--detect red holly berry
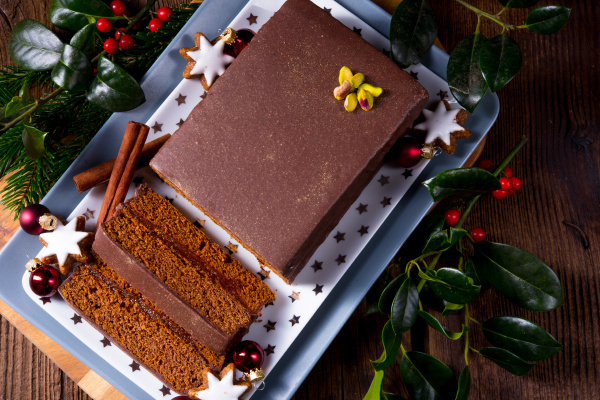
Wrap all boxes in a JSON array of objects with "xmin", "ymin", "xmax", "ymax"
[
  {"xmin": 510, "ymin": 177, "xmax": 522, "ymax": 191},
  {"xmin": 104, "ymin": 38, "xmax": 119, "ymax": 54},
  {"xmin": 469, "ymin": 228, "xmax": 486, "ymax": 242},
  {"xmin": 499, "ymin": 177, "xmax": 513, "ymax": 191},
  {"xmin": 110, "ymin": 0, "xmax": 126, "ymax": 16},
  {"xmin": 503, "ymin": 167, "xmax": 513, "ymax": 178},
  {"xmin": 492, "ymin": 190, "xmax": 508, "ymax": 199},
  {"xmin": 115, "ymin": 27, "xmax": 125, "ymax": 39},
  {"xmin": 119, "ymin": 34, "xmax": 134, "ymax": 50},
  {"xmin": 157, "ymin": 6, "xmax": 174, "ymax": 22},
  {"xmin": 444, "ymin": 209, "xmax": 461, "ymax": 227},
  {"xmin": 477, "ymin": 159, "xmax": 494, "ymax": 172},
  {"xmin": 132, "ymin": 21, "xmax": 141, "ymax": 30},
  {"xmin": 96, "ymin": 18, "xmax": 113, "ymax": 33},
  {"xmin": 149, "ymin": 18, "xmax": 164, "ymax": 32},
  {"xmin": 29, "ymin": 264, "xmax": 61, "ymax": 297}
]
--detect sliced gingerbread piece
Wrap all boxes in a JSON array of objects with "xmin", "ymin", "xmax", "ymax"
[{"xmin": 413, "ymin": 100, "xmax": 472, "ymax": 154}]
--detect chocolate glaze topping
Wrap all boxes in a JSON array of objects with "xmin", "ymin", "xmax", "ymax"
[{"xmin": 150, "ymin": 0, "xmax": 428, "ymax": 283}]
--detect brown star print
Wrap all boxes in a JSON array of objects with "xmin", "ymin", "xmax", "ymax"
[
  {"xmin": 410, "ymin": 70, "xmax": 419, "ymax": 80},
  {"xmin": 402, "ymin": 169, "xmax": 413, "ymax": 179},
  {"xmin": 193, "ymin": 218, "xmax": 205, "ymax": 229},
  {"xmin": 358, "ymin": 225, "xmax": 369, "ymax": 236},
  {"xmin": 333, "ymin": 231, "xmax": 345, "ymax": 242},
  {"xmin": 311, "ymin": 260, "xmax": 323, "ymax": 272},
  {"xmin": 71, "ymin": 314, "xmax": 82, "ymax": 324},
  {"xmin": 378, "ymin": 175, "xmax": 390, "ymax": 186},
  {"xmin": 151, "ymin": 121, "xmax": 162, "ymax": 133},
  {"xmin": 264, "ymin": 320, "xmax": 276, "ymax": 332},
  {"xmin": 176, "ymin": 118, "xmax": 185, "ymax": 128},
  {"xmin": 356, "ymin": 203, "xmax": 368, "ymax": 214},
  {"xmin": 381, "ymin": 197, "xmax": 392, "ymax": 207},
  {"xmin": 353, "ymin": 27, "xmax": 362, "ymax": 36},
  {"xmin": 200, "ymin": 91, "xmax": 207, "ymax": 100},
  {"xmin": 129, "ymin": 361, "xmax": 140, "ymax": 372},
  {"xmin": 226, "ymin": 242, "xmax": 238, "ymax": 254},
  {"xmin": 257, "ymin": 265, "xmax": 271, "ymax": 280},
  {"xmin": 437, "ymin": 89, "xmax": 448, "ymax": 100},
  {"xmin": 247, "ymin": 13, "xmax": 258, "ymax": 25},
  {"xmin": 289, "ymin": 291, "xmax": 300, "ymax": 302},
  {"xmin": 40, "ymin": 297, "xmax": 51, "ymax": 305},
  {"xmin": 82, "ymin": 208, "xmax": 95, "ymax": 221},
  {"xmin": 159, "ymin": 385, "xmax": 171, "ymax": 396},
  {"xmin": 313, "ymin": 284, "xmax": 324, "ymax": 295},
  {"xmin": 175, "ymin": 93, "xmax": 186, "ymax": 106},
  {"xmin": 264, "ymin": 344, "xmax": 276, "ymax": 356},
  {"xmin": 100, "ymin": 337, "xmax": 111, "ymax": 347},
  {"xmin": 289, "ymin": 315, "xmax": 300, "ymax": 326},
  {"xmin": 335, "ymin": 254, "xmax": 346, "ymax": 265}
]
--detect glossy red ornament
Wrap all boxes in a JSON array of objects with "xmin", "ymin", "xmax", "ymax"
[
  {"xmin": 19, "ymin": 204, "xmax": 51, "ymax": 235},
  {"xmin": 149, "ymin": 18, "xmax": 164, "ymax": 32},
  {"xmin": 469, "ymin": 228, "xmax": 486, "ymax": 242},
  {"xmin": 119, "ymin": 34, "xmax": 134, "ymax": 50},
  {"xmin": 157, "ymin": 6, "xmax": 174, "ymax": 22},
  {"xmin": 395, "ymin": 137, "xmax": 423, "ymax": 168},
  {"xmin": 444, "ymin": 209, "xmax": 461, "ymax": 227},
  {"xmin": 104, "ymin": 38, "xmax": 119, "ymax": 54},
  {"xmin": 29, "ymin": 264, "xmax": 61, "ymax": 297},
  {"xmin": 96, "ymin": 18, "xmax": 113, "ymax": 33},
  {"xmin": 231, "ymin": 340, "xmax": 264, "ymax": 373},
  {"xmin": 477, "ymin": 159, "xmax": 494, "ymax": 172},
  {"xmin": 110, "ymin": 0, "xmax": 126, "ymax": 16},
  {"xmin": 224, "ymin": 29, "xmax": 255, "ymax": 58}
]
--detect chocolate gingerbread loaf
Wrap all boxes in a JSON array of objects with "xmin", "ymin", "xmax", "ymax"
[
  {"xmin": 60, "ymin": 256, "xmax": 224, "ymax": 393},
  {"xmin": 92, "ymin": 184, "xmax": 275, "ymax": 354},
  {"xmin": 150, "ymin": 0, "xmax": 429, "ymax": 283}
]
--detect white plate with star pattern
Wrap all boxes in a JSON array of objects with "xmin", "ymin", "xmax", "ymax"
[{"xmin": 0, "ymin": 0, "xmax": 499, "ymax": 399}]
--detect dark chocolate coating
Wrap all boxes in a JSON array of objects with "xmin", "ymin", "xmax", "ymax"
[{"xmin": 150, "ymin": 0, "xmax": 428, "ymax": 283}]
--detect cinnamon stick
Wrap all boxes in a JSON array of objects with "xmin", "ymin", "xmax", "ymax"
[
  {"xmin": 96, "ymin": 122, "xmax": 149, "ymax": 230},
  {"xmin": 106, "ymin": 123, "xmax": 149, "ymax": 221},
  {"xmin": 73, "ymin": 134, "xmax": 170, "ymax": 193}
]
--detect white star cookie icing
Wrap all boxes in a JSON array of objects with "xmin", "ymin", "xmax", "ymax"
[
  {"xmin": 38, "ymin": 216, "xmax": 92, "ymax": 274},
  {"xmin": 189, "ymin": 364, "xmax": 250, "ymax": 400},
  {"xmin": 180, "ymin": 32, "xmax": 235, "ymax": 89},
  {"xmin": 413, "ymin": 100, "xmax": 472, "ymax": 154}
]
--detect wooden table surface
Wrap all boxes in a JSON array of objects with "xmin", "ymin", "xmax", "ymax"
[{"xmin": 1, "ymin": 0, "xmax": 598, "ymax": 399}]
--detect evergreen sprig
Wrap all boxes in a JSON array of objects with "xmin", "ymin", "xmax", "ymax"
[{"xmin": 0, "ymin": 2, "xmax": 199, "ymax": 219}]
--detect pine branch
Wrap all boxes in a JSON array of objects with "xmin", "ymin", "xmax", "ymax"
[{"xmin": 0, "ymin": 67, "xmax": 53, "ymax": 105}]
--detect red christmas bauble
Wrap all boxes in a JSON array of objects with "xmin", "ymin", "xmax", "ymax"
[
  {"xmin": 29, "ymin": 264, "xmax": 61, "ymax": 297},
  {"xmin": 224, "ymin": 29, "xmax": 255, "ymax": 58},
  {"xmin": 395, "ymin": 137, "xmax": 423, "ymax": 168},
  {"xmin": 231, "ymin": 340, "xmax": 264, "ymax": 373},
  {"xmin": 19, "ymin": 204, "xmax": 51, "ymax": 235}
]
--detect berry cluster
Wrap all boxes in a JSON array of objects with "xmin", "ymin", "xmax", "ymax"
[
  {"xmin": 96, "ymin": 2, "xmax": 175, "ymax": 55},
  {"xmin": 477, "ymin": 159, "xmax": 523, "ymax": 199},
  {"xmin": 444, "ymin": 208, "xmax": 486, "ymax": 243}
]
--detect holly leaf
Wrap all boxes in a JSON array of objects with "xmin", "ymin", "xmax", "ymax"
[
  {"xmin": 479, "ymin": 347, "xmax": 534, "ymax": 376},
  {"xmin": 473, "ymin": 241, "xmax": 563, "ymax": 311},
  {"xmin": 51, "ymin": 44, "xmax": 92, "ymax": 92},
  {"xmin": 423, "ymin": 227, "xmax": 468, "ymax": 253},
  {"xmin": 8, "ymin": 19, "xmax": 64, "ymax": 71},
  {"xmin": 391, "ymin": 276, "xmax": 419, "ymax": 334},
  {"xmin": 22, "ymin": 125, "xmax": 48, "ymax": 160},
  {"xmin": 371, "ymin": 320, "xmax": 402, "ymax": 371},
  {"xmin": 422, "ymin": 167, "xmax": 501, "ymax": 202},
  {"xmin": 379, "ymin": 273, "xmax": 407, "ymax": 315},
  {"xmin": 455, "ymin": 366, "xmax": 471, "ymax": 400},
  {"xmin": 390, "ymin": 0, "xmax": 439, "ymax": 68},
  {"xmin": 86, "ymin": 56, "xmax": 146, "ymax": 112},
  {"xmin": 417, "ymin": 310, "xmax": 468, "ymax": 340},
  {"xmin": 70, "ymin": 24, "xmax": 96, "ymax": 58},
  {"xmin": 498, "ymin": 0, "xmax": 539, "ymax": 8},
  {"xmin": 49, "ymin": 0, "xmax": 114, "ymax": 31},
  {"xmin": 5, "ymin": 96, "xmax": 24, "ymax": 118},
  {"xmin": 427, "ymin": 268, "xmax": 481, "ymax": 304},
  {"xmin": 464, "ymin": 257, "xmax": 485, "ymax": 286},
  {"xmin": 400, "ymin": 351, "xmax": 457, "ymax": 400},
  {"xmin": 441, "ymin": 302, "xmax": 464, "ymax": 317},
  {"xmin": 366, "ymin": 270, "xmax": 393, "ymax": 315},
  {"xmin": 419, "ymin": 282, "xmax": 446, "ymax": 312},
  {"xmin": 482, "ymin": 316, "xmax": 562, "ymax": 361},
  {"xmin": 526, "ymin": 6, "xmax": 571, "ymax": 35},
  {"xmin": 479, "ymin": 35, "xmax": 522, "ymax": 93},
  {"xmin": 363, "ymin": 370, "xmax": 385, "ymax": 400},
  {"xmin": 447, "ymin": 33, "xmax": 488, "ymax": 113}
]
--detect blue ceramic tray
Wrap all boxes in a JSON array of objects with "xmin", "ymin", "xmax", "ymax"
[{"xmin": 0, "ymin": 1, "xmax": 499, "ymax": 399}]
